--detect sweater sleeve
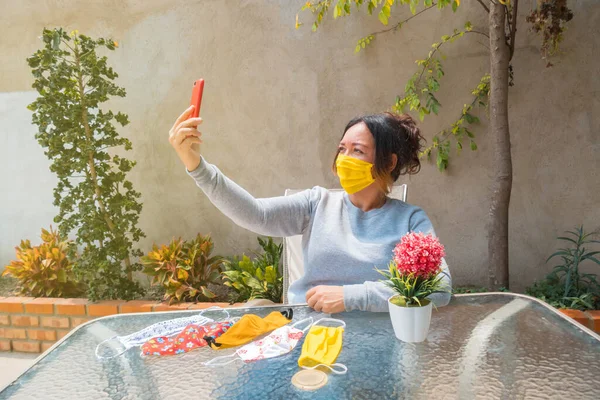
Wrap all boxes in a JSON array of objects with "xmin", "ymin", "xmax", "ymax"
[
  {"xmin": 187, "ymin": 157, "xmax": 321, "ymax": 237},
  {"xmin": 343, "ymin": 207, "xmax": 452, "ymax": 312}
]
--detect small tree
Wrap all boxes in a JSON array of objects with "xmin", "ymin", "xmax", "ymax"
[
  {"xmin": 27, "ymin": 28, "xmax": 145, "ymax": 300},
  {"xmin": 296, "ymin": 0, "xmax": 573, "ymax": 289}
]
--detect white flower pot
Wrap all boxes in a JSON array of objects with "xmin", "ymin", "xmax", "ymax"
[{"xmin": 388, "ymin": 295, "xmax": 432, "ymax": 343}]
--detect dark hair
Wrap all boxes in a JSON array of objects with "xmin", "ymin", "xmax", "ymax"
[{"xmin": 332, "ymin": 112, "xmax": 424, "ymax": 194}]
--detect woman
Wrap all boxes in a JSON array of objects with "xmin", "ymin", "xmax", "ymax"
[{"xmin": 169, "ymin": 106, "xmax": 452, "ymax": 313}]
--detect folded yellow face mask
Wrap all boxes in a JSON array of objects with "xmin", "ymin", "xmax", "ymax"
[
  {"xmin": 335, "ymin": 154, "xmax": 375, "ymax": 195},
  {"xmin": 204, "ymin": 309, "xmax": 292, "ymax": 350},
  {"xmin": 297, "ymin": 318, "xmax": 348, "ymax": 374}
]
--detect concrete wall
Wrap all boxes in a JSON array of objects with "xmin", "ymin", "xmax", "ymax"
[{"xmin": 1, "ymin": 0, "xmax": 598, "ymax": 291}]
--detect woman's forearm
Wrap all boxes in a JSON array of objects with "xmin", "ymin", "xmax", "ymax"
[{"xmin": 187, "ymin": 157, "xmax": 319, "ymax": 237}]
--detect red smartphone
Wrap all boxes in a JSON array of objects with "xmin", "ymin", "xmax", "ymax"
[{"xmin": 189, "ymin": 79, "xmax": 204, "ymax": 119}]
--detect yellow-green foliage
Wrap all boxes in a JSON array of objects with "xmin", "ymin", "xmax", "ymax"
[
  {"xmin": 141, "ymin": 234, "xmax": 226, "ymax": 304},
  {"xmin": 3, "ymin": 227, "xmax": 83, "ymax": 297}
]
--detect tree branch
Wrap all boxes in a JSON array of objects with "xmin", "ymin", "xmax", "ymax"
[
  {"xmin": 414, "ymin": 29, "xmax": 489, "ymax": 87},
  {"xmin": 470, "ymin": 30, "xmax": 490, "ymax": 39},
  {"xmin": 372, "ymin": 3, "xmax": 437, "ymax": 36},
  {"xmin": 60, "ymin": 39, "xmax": 75, "ymax": 53},
  {"xmin": 476, "ymin": 0, "xmax": 490, "ymax": 13},
  {"xmin": 430, "ymin": 75, "xmax": 490, "ymax": 149}
]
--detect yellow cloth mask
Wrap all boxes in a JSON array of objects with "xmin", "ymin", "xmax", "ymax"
[
  {"xmin": 204, "ymin": 309, "xmax": 292, "ymax": 350},
  {"xmin": 297, "ymin": 318, "xmax": 348, "ymax": 375},
  {"xmin": 335, "ymin": 154, "xmax": 375, "ymax": 195}
]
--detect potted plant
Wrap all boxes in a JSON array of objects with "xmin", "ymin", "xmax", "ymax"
[{"xmin": 377, "ymin": 232, "xmax": 449, "ymax": 343}]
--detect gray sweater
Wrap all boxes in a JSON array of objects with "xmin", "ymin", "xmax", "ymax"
[{"xmin": 188, "ymin": 157, "xmax": 452, "ymax": 312}]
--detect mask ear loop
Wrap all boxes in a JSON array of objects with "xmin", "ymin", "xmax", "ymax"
[
  {"xmin": 312, "ymin": 318, "xmax": 346, "ymax": 329},
  {"xmin": 202, "ymin": 352, "xmax": 240, "ymax": 366},
  {"xmin": 301, "ymin": 363, "xmax": 348, "ymax": 375},
  {"xmin": 95, "ymin": 336, "xmax": 129, "ymax": 360},
  {"xmin": 291, "ymin": 317, "xmax": 314, "ymax": 333}
]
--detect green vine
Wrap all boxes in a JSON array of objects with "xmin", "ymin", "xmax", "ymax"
[
  {"xmin": 27, "ymin": 28, "xmax": 145, "ymax": 300},
  {"xmin": 421, "ymin": 75, "xmax": 490, "ymax": 171},
  {"xmin": 392, "ymin": 22, "xmax": 489, "ymax": 171}
]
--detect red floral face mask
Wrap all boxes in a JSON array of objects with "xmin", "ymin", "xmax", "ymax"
[{"xmin": 141, "ymin": 321, "xmax": 235, "ymax": 357}]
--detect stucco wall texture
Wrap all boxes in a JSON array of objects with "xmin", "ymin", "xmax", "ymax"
[{"xmin": 1, "ymin": 0, "xmax": 599, "ymax": 292}]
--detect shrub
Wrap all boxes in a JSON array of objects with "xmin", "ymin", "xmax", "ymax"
[
  {"xmin": 526, "ymin": 226, "xmax": 600, "ymax": 310},
  {"xmin": 141, "ymin": 234, "xmax": 226, "ymax": 303},
  {"xmin": 222, "ymin": 237, "xmax": 283, "ymax": 303},
  {"xmin": 3, "ymin": 227, "xmax": 84, "ymax": 298}
]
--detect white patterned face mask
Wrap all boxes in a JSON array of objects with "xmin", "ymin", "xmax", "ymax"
[
  {"xmin": 95, "ymin": 308, "xmax": 229, "ymax": 360},
  {"xmin": 203, "ymin": 317, "xmax": 313, "ymax": 366}
]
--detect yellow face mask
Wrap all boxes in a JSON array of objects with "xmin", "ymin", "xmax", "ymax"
[
  {"xmin": 335, "ymin": 154, "xmax": 375, "ymax": 194},
  {"xmin": 205, "ymin": 309, "xmax": 292, "ymax": 350},
  {"xmin": 297, "ymin": 318, "xmax": 348, "ymax": 374}
]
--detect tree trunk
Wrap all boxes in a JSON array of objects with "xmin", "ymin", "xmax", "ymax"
[{"xmin": 488, "ymin": 3, "xmax": 512, "ymax": 290}]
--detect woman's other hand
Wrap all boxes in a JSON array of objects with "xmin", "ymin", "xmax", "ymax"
[{"xmin": 306, "ymin": 285, "xmax": 345, "ymax": 313}]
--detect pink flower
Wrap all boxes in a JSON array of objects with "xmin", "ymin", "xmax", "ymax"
[{"xmin": 393, "ymin": 232, "xmax": 445, "ymax": 279}]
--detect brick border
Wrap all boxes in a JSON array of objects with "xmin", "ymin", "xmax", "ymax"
[
  {"xmin": 558, "ymin": 309, "xmax": 600, "ymax": 332},
  {"xmin": 0, "ymin": 297, "xmax": 241, "ymax": 353}
]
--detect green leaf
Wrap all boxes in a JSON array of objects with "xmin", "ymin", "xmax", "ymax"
[
  {"xmin": 265, "ymin": 265, "xmax": 277, "ymax": 284},
  {"xmin": 409, "ymin": 1, "xmax": 416, "ymax": 15},
  {"xmin": 239, "ymin": 255, "xmax": 254, "ymax": 273},
  {"xmin": 546, "ymin": 250, "xmax": 572, "ymax": 263},
  {"xmin": 255, "ymin": 267, "xmax": 264, "ymax": 280},
  {"xmin": 582, "ymin": 255, "xmax": 600, "ymax": 266},
  {"xmin": 57, "ymin": 269, "xmax": 67, "ymax": 283},
  {"xmin": 557, "ymin": 236, "xmax": 579, "ymax": 245},
  {"xmin": 243, "ymin": 276, "xmax": 263, "ymax": 291},
  {"xmin": 334, "ymin": 4, "xmax": 341, "ymax": 18},
  {"xmin": 52, "ymin": 31, "xmax": 61, "ymax": 50},
  {"xmin": 436, "ymin": 151, "xmax": 447, "ymax": 171},
  {"xmin": 378, "ymin": 5, "xmax": 390, "ymax": 25},
  {"xmin": 175, "ymin": 285, "xmax": 187, "ymax": 301},
  {"xmin": 201, "ymin": 286, "xmax": 216, "ymax": 299},
  {"xmin": 207, "ymin": 270, "xmax": 221, "ymax": 283},
  {"xmin": 177, "ymin": 268, "xmax": 189, "ymax": 281},
  {"xmin": 464, "ymin": 113, "xmax": 479, "ymax": 124},
  {"xmin": 470, "ymin": 141, "xmax": 477, "ymax": 151}
]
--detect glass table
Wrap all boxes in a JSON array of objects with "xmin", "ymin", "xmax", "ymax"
[{"xmin": 1, "ymin": 294, "xmax": 599, "ymax": 399}]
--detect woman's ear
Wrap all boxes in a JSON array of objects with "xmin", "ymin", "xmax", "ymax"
[{"xmin": 389, "ymin": 154, "xmax": 398, "ymax": 172}]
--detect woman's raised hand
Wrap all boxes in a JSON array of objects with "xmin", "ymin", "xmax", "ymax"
[{"xmin": 169, "ymin": 105, "xmax": 203, "ymax": 171}]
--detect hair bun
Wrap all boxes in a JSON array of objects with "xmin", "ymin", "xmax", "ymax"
[{"xmin": 384, "ymin": 112, "xmax": 424, "ymax": 176}]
